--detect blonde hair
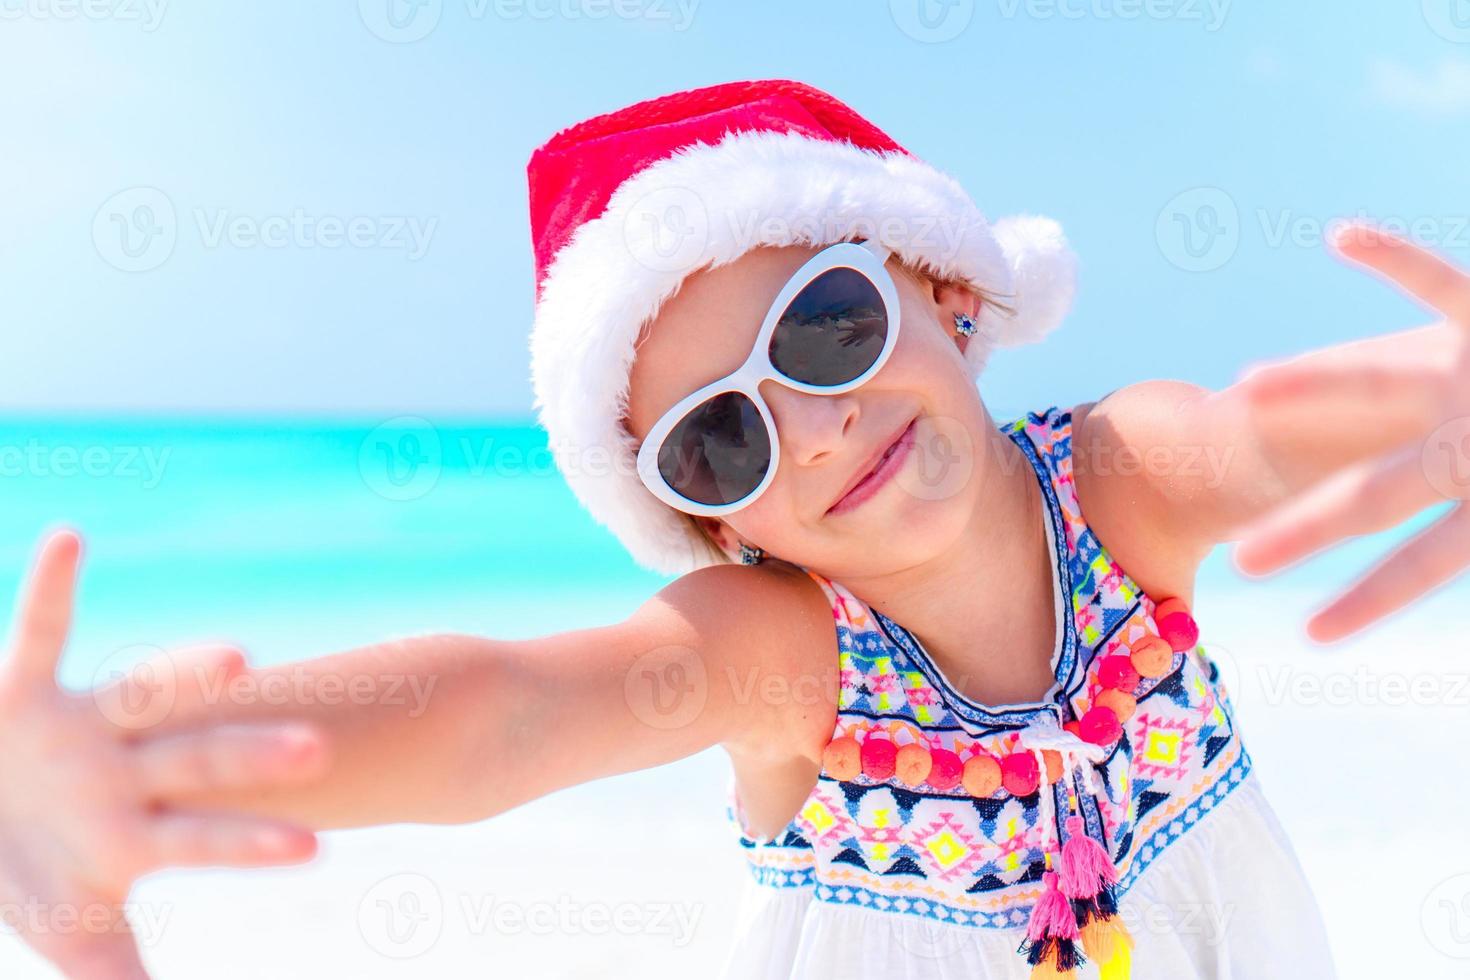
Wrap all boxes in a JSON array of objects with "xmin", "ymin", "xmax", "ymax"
[{"xmin": 689, "ymin": 515, "xmax": 736, "ymax": 566}]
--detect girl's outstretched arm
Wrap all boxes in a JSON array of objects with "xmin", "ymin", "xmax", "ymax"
[
  {"xmin": 1070, "ymin": 225, "xmax": 1469, "ymax": 636},
  {"xmin": 157, "ymin": 558, "xmax": 837, "ymax": 833}
]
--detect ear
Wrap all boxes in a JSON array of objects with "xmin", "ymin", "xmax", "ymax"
[
  {"xmin": 693, "ymin": 516, "xmax": 742, "ymax": 560},
  {"xmin": 932, "ymin": 282, "xmax": 983, "ymax": 357}
]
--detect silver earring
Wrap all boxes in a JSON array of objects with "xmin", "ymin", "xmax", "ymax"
[
  {"xmin": 738, "ymin": 542, "xmax": 765, "ymax": 566},
  {"xmin": 954, "ymin": 312, "xmax": 979, "ymax": 337}
]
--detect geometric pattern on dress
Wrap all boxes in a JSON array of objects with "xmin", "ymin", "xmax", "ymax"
[{"xmin": 731, "ymin": 406, "xmax": 1253, "ymax": 929}]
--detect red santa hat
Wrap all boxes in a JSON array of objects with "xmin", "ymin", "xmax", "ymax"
[{"xmin": 527, "ymin": 79, "xmax": 1077, "ymax": 575}]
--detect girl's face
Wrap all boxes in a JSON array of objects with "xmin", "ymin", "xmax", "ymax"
[{"xmin": 626, "ymin": 245, "xmax": 1003, "ymax": 580}]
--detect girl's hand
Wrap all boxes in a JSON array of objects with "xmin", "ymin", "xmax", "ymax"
[
  {"xmin": 0, "ymin": 531, "xmax": 328, "ymax": 979},
  {"xmin": 1231, "ymin": 225, "xmax": 1470, "ymax": 642}
]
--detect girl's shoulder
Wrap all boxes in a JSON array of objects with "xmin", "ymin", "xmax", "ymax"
[
  {"xmin": 1066, "ymin": 382, "xmax": 1213, "ymax": 605},
  {"xmin": 658, "ymin": 559, "xmax": 840, "ymax": 757}
]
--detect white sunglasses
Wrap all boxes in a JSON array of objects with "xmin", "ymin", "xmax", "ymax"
[{"xmin": 635, "ymin": 239, "xmax": 899, "ymax": 516}]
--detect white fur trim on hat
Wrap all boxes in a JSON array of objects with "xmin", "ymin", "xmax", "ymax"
[{"xmin": 529, "ymin": 129, "xmax": 1077, "ymax": 576}]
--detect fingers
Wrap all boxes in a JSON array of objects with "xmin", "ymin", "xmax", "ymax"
[
  {"xmin": 147, "ymin": 812, "xmax": 317, "ymax": 869},
  {"xmin": 92, "ymin": 644, "xmax": 247, "ymax": 733},
  {"xmin": 1243, "ymin": 358, "xmax": 1441, "ymax": 412},
  {"xmin": 161, "ymin": 645, "xmax": 246, "ymax": 721},
  {"xmin": 1307, "ymin": 504, "xmax": 1470, "ymax": 642},
  {"xmin": 7, "ymin": 529, "xmax": 83, "ymax": 688},
  {"xmin": 1241, "ymin": 358, "xmax": 1447, "ymax": 436},
  {"xmin": 1331, "ymin": 223, "xmax": 1470, "ymax": 327},
  {"xmin": 132, "ymin": 722, "xmax": 328, "ymax": 799},
  {"xmin": 1232, "ymin": 446, "xmax": 1439, "ymax": 575}
]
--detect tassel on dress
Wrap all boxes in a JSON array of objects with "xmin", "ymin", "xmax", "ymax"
[
  {"xmin": 1058, "ymin": 814, "xmax": 1132, "ymax": 979},
  {"xmin": 1019, "ymin": 871, "xmax": 1084, "ymax": 978}
]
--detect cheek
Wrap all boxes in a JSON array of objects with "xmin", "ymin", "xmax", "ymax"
[
  {"xmin": 722, "ymin": 480, "xmax": 802, "ymax": 545},
  {"xmin": 881, "ymin": 319, "xmax": 972, "ymax": 402}
]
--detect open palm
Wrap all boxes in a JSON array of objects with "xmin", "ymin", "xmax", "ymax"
[
  {"xmin": 1233, "ymin": 225, "xmax": 1470, "ymax": 642},
  {"xmin": 0, "ymin": 531, "xmax": 327, "ymax": 978}
]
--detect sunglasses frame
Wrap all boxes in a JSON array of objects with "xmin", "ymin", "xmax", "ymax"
[{"xmin": 635, "ymin": 239, "xmax": 899, "ymax": 517}]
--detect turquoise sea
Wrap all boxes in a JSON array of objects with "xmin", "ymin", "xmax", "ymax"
[
  {"xmin": 0, "ymin": 418, "xmax": 677, "ymax": 689},
  {"xmin": 0, "ymin": 416, "xmax": 1457, "ymax": 692}
]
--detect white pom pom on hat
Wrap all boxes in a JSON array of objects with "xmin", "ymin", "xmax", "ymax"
[{"xmin": 526, "ymin": 79, "xmax": 1077, "ymax": 576}]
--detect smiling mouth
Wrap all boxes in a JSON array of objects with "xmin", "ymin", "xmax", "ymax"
[{"xmin": 826, "ymin": 416, "xmax": 919, "ymax": 516}]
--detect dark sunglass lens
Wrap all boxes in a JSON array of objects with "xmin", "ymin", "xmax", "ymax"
[
  {"xmin": 768, "ymin": 267, "xmax": 888, "ymax": 386},
  {"xmin": 657, "ymin": 392, "xmax": 771, "ymax": 506}
]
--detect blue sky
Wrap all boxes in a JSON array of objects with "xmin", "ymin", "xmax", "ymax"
[{"xmin": 1, "ymin": 0, "xmax": 1467, "ymax": 423}]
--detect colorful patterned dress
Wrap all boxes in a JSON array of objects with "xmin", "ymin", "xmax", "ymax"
[{"xmin": 720, "ymin": 406, "xmax": 1334, "ymax": 979}]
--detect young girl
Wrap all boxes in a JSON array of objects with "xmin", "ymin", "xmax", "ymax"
[{"xmin": 5, "ymin": 79, "xmax": 1469, "ymax": 980}]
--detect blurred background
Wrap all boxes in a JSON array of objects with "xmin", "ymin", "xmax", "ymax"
[{"xmin": 2, "ymin": 1, "xmax": 1469, "ymax": 976}]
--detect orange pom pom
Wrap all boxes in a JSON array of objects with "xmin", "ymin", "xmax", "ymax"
[
  {"xmin": 1130, "ymin": 636, "xmax": 1174, "ymax": 678},
  {"xmin": 962, "ymin": 754, "xmax": 1002, "ymax": 797},
  {"xmin": 1095, "ymin": 687, "xmax": 1138, "ymax": 723},
  {"xmin": 895, "ymin": 744, "xmax": 933, "ymax": 787},
  {"xmin": 821, "ymin": 737, "xmax": 861, "ymax": 780}
]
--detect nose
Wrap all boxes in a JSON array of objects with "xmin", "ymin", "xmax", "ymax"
[{"xmin": 758, "ymin": 380, "xmax": 859, "ymax": 467}]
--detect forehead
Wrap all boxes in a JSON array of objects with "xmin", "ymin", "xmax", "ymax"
[{"xmin": 624, "ymin": 245, "xmax": 821, "ymax": 441}]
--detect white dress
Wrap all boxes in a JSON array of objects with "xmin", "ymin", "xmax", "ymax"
[{"xmin": 717, "ymin": 407, "xmax": 1335, "ymax": 979}]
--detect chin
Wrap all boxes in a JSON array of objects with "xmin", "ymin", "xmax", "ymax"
[{"xmin": 856, "ymin": 488, "xmax": 972, "ymax": 563}]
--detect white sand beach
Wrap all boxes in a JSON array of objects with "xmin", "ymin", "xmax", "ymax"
[{"xmin": 3, "ymin": 578, "xmax": 1468, "ymax": 978}]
